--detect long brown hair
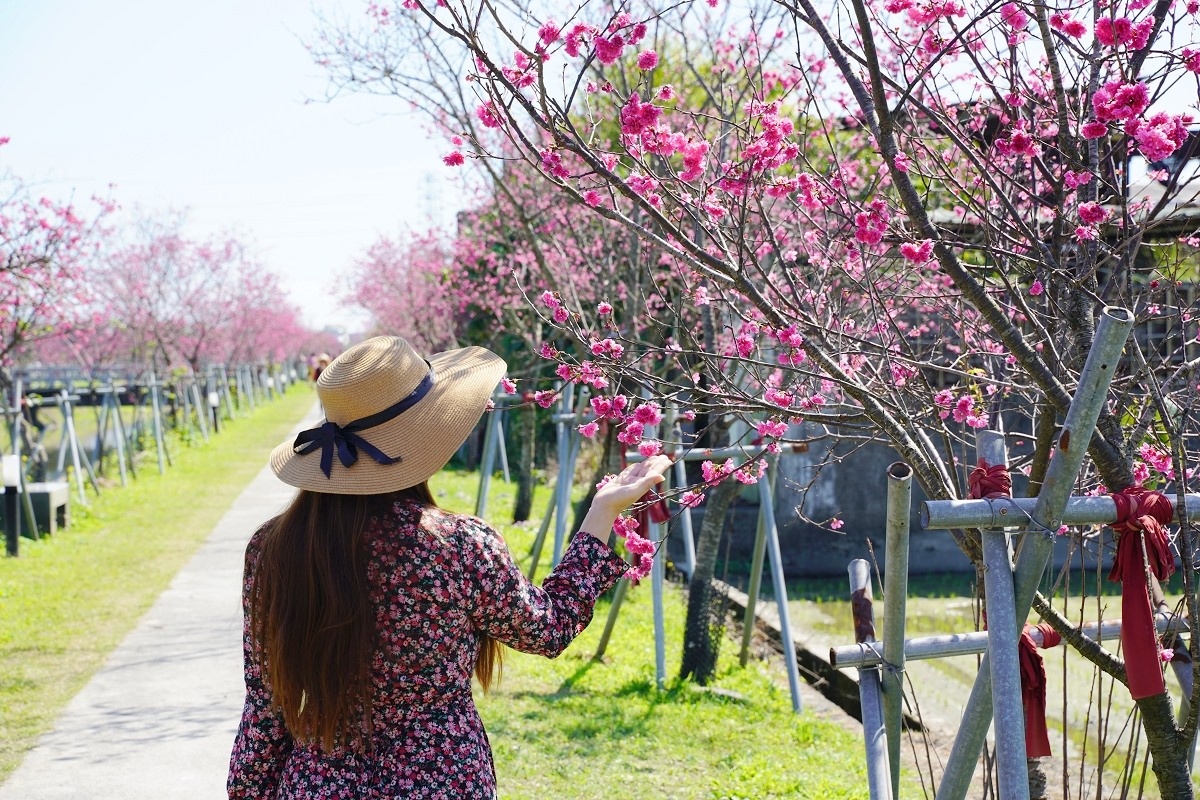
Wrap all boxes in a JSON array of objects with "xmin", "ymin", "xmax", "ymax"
[{"xmin": 248, "ymin": 483, "xmax": 504, "ymax": 752}]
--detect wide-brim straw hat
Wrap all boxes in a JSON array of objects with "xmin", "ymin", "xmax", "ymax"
[{"xmin": 271, "ymin": 336, "xmax": 507, "ymax": 494}]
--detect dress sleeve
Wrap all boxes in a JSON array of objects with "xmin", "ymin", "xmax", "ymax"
[
  {"xmin": 227, "ymin": 530, "xmax": 294, "ymax": 798},
  {"xmin": 459, "ymin": 517, "xmax": 630, "ymax": 657}
]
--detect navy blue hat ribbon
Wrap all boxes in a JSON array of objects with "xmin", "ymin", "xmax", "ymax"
[{"xmin": 292, "ymin": 369, "xmax": 435, "ymax": 478}]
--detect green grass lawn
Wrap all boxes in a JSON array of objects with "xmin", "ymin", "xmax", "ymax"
[
  {"xmin": 432, "ymin": 471, "xmax": 874, "ymax": 800},
  {"xmin": 0, "ymin": 384, "xmax": 318, "ymax": 778}
]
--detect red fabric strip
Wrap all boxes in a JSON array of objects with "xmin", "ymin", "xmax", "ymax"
[
  {"xmin": 1108, "ymin": 487, "xmax": 1175, "ymax": 700},
  {"xmin": 1019, "ymin": 624, "xmax": 1052, "ymax": 757}
]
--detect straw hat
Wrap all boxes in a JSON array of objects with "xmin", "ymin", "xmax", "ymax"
[{"xmin": 271, "ymin": 336, "xmax": 506, "ymax": 494}]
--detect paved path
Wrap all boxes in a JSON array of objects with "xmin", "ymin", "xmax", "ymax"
[{"xmin": 0, "ymin": 408, "xmax": 317, "ymax": 799}]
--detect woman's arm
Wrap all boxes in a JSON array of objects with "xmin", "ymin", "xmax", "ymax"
[{"xmin": 462, "ymin": 456, "xmax": 672, "ymax": 657}]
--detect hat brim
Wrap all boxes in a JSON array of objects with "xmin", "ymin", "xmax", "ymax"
[{"xmin": 270, "ymin": 346, "xmax": 507, "ymax": 494}]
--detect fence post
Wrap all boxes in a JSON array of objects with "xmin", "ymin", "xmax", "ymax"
[
  {"xmin": 850, "ymin": 558, "xmax": 893, "ymax": 800},
  {"xmin": 881, "ymin": 461, "xmax": 913, "ymax": 799}
]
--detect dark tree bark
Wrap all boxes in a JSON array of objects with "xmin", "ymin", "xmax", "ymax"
[
  {"xmin": 680, "ymin": 479, "xmax": 741, "ymax": 684},
  {"xmin": 512, "ymin": 402, "xmax": 536, "ymax": 523},
  {"xmin": 1138, "ymin": 692, "xmax": 1195, "ymax": 800}
]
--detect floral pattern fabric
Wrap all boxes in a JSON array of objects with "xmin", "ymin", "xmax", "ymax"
[{"xmin": 228, "ymin": 498, "xmax": 628, "ymax": 799}]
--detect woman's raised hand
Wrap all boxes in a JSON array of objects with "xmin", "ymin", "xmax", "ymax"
[{"xmin": 581, "ymin": 455, "xmax": 673, "ymax": 543}]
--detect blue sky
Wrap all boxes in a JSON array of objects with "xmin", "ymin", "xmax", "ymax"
[{"xmin": 0, "ymin": 0, "xmax": 454, "ymax": 332}]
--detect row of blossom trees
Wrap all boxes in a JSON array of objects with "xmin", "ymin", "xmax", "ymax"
[
  {"xmin": 2, "ymin": 141, "xmax": 318, "ymax": 382},
  {"xmin": 322, "ymin": 0, "xmax": 1200, "ymax": 794}
]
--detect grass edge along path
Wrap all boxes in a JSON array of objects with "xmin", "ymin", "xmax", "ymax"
[
  {"xmin": 432, "ymin": 472, "xmax": 879, "ymax": 800},
  {"xmin": 0, "ymin": 386, "xmax": 316, "ymax": 779}
]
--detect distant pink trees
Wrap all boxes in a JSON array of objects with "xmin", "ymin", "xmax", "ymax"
[
  {"xmin": 344, "ymin": 231, "xmax": 462, "ymax": 353},
  {"xmin": 12, "ymin": 204, "xmax": 311, "ymax": 374},
  {"xmin": 0, "ymin": 142, "xmax": 112, "ymax": 374}
]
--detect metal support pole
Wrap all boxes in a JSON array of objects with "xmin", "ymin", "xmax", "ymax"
[
  {"xmin": 594, "ymin": 579, "xmax": 629, "ymax": 660},
  {"xmin": 475, "ymin": 405, "xmax": 501, "ymax": 518},
  {"xmin": 552, "ymin": 384, "xmax": 575, "ymax": 566},
  {"xmin": 109, "ymin": 384, "xmax": 129, "ymax": 486},
  {"xmin": 673, "ymin": 454, "xmax": 696, "ymax": 578},
  {"xmin": 149, "ymin": 374, "xmax": 167, "ymax": 474},
  {"xmin": 922, "ymin": 493, "xmax": 1200, "ymax": 528},
  {"xmin": 936, "ymin": 305, "xmax": 1133, "ymax": 800},
  {"xmin": 61, "ymin": 391, "xmax": 89, "ymax": 506},
  {"xmin": 652, "ymin": 518, "xmax": 667, "ymax": 691},
  {"xmin": 763, "ymin": 474, "xmax": 803, "ymax": 713},
  {"xmin": 189, "ymin": 382, "xmax": 209, "ymax": 442},
  {"xmin": 740, "ymin": 475, "xmax": 771, "ymax": 667},
  {"xmin": 976, "ymin": 430, "xmax": 1028, "ymax": 800},
  {"xmin": 11, "ymin": 381, "xmax": 37, "ymax": 536},
  {"xmin": 850, "ymin": 559, "xmax": 893, "ymax": 800},
  {"xmin": 526, "ymin": 490, "xmax": 556, "ymax": 580},
  {"xmin": 496, "ymin": 420, "xmax": 510, "ymax": 483},
  {"xmin": 882, "ymin": 462, "xmax": 912, "ymax": 799},
  {"xmin": 831, "ymin": 614, "xmax": 1188, "ymax": 667}
]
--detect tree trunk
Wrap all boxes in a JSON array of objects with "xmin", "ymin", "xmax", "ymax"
[
  {"xmin": 680, "ymin": 479, "xmax": 741, "ymax": 684},
  {"xmin": 1138, "ymin": 692, "xmax": 1195, "ymax": 800},
  {"xmin": 512, "ymin": 402, "xmax": 535, "ymax": 523}
]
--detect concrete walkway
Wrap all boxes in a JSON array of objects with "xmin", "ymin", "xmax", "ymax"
[{"xmin": 0, "ymin": 410, "xmax": 316, "ymax": 799}]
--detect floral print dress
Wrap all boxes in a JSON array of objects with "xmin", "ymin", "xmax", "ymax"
[{"xmin": 227, "ymin": 498, "xmax": 628, "ymax": 799}]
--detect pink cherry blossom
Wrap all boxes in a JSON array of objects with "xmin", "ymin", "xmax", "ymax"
[
  {"xmin": 1078, "ymin": 202, "xmax": 1110, "ymax": 225},
  {"xmin": 1125, "ymin": 112, "xmax": 1190, "ymax": 161},
  {"xmin": 1092, "ymin": 81, "xmax": 1150, "ymax": 123}
]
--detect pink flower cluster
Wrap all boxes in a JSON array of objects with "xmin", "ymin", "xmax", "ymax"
[
  {"xmin": 1137, "ymin": 442, "xmax": 1175, "ymax": 481},
  {"xmin": 756, "ymin": 419, "xmax": 789, "ymax": 439},
  {"xmin": 1126, "ymin": 112, "xmax": 1191, "ymax": 161},
  {"xmin": 700, "ymin": 457, "xmax": 767, "ymax": 486},
  {"xmin": 556, "ymin": 13, "xmax": 648, "ymax": 65},
  {"xmin": 717, "ymin": 101, "xmax": 800, "ymax": 196},
  {"xmin": 854, "ymin": 199, "xmax": 891, "ymax": 246},
  {"xmin": 611, "ymin": 514, "xmax": 656, "ymax": 582},
  {"xmin": 1092, "ymin": 81, "xmax": 1149, "ymax": 123},
  {"xmin": 539, "ymin": 289, "xmax": 570, "ymax": 324},
  {"xmin": 900, "ymin": 239, "xmax": 934, "ymax": 263},
  {"xmin": 934, "ymin": 389, "xmax": 988, "ymax": 428},
  {"xmin": 575, "ymin": 394, "xmax": 666, "ymax": 453},
  {"xmin": 556, "ymin": 360, "xmax": 609, "ymax": 389},
  {"xmin": 995, "ymin": 124, "xmax": 1040, "ymax": 159},
  {"xmin": 590, "ymin": 337, "xmax": 625, "ymax": 359},
  {"xmin": 1049, "ymin": 12, "xmax": 1087, "ymax": 37},
  {"xmin": 1095, "ymin": 16, "xmax": 1153, "ymax": 49}
]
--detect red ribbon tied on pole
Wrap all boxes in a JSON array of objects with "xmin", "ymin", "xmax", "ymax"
[
  {"xmin": 968, "ymin": 458, "xmax": 1012, "ymax": 500},
  {"xmin": 1108, "ymin": 486, "xmax": 1175, "ymax": 700},
  {"xmin": 1019, "ymin": 622, "xmax": 1061, "ymax": 757}
]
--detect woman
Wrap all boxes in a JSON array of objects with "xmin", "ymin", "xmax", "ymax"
[{"xmin": 228, "ymin": 336, "xmax": 670, "ymax": 799}]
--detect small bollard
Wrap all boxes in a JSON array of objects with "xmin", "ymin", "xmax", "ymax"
[
  {"xmin": 208, "ymin": 390, "xmax": 221, "ymax": 433},
  {"xmin": 3, "ymin": 454, "xmax": 20, "ymax": 557}
]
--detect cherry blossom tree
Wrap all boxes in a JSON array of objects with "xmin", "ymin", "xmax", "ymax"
[
  {"xmin": 317, "ymin": 0, "xmax": 1200, "ymax": 791},
  {"xmin": 79, "ymin": 212, "xmax": 308, "ymax": 372},
  {"xmin": 0, "ymin": 141, "xmax": 112, "ymax": 382}
]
